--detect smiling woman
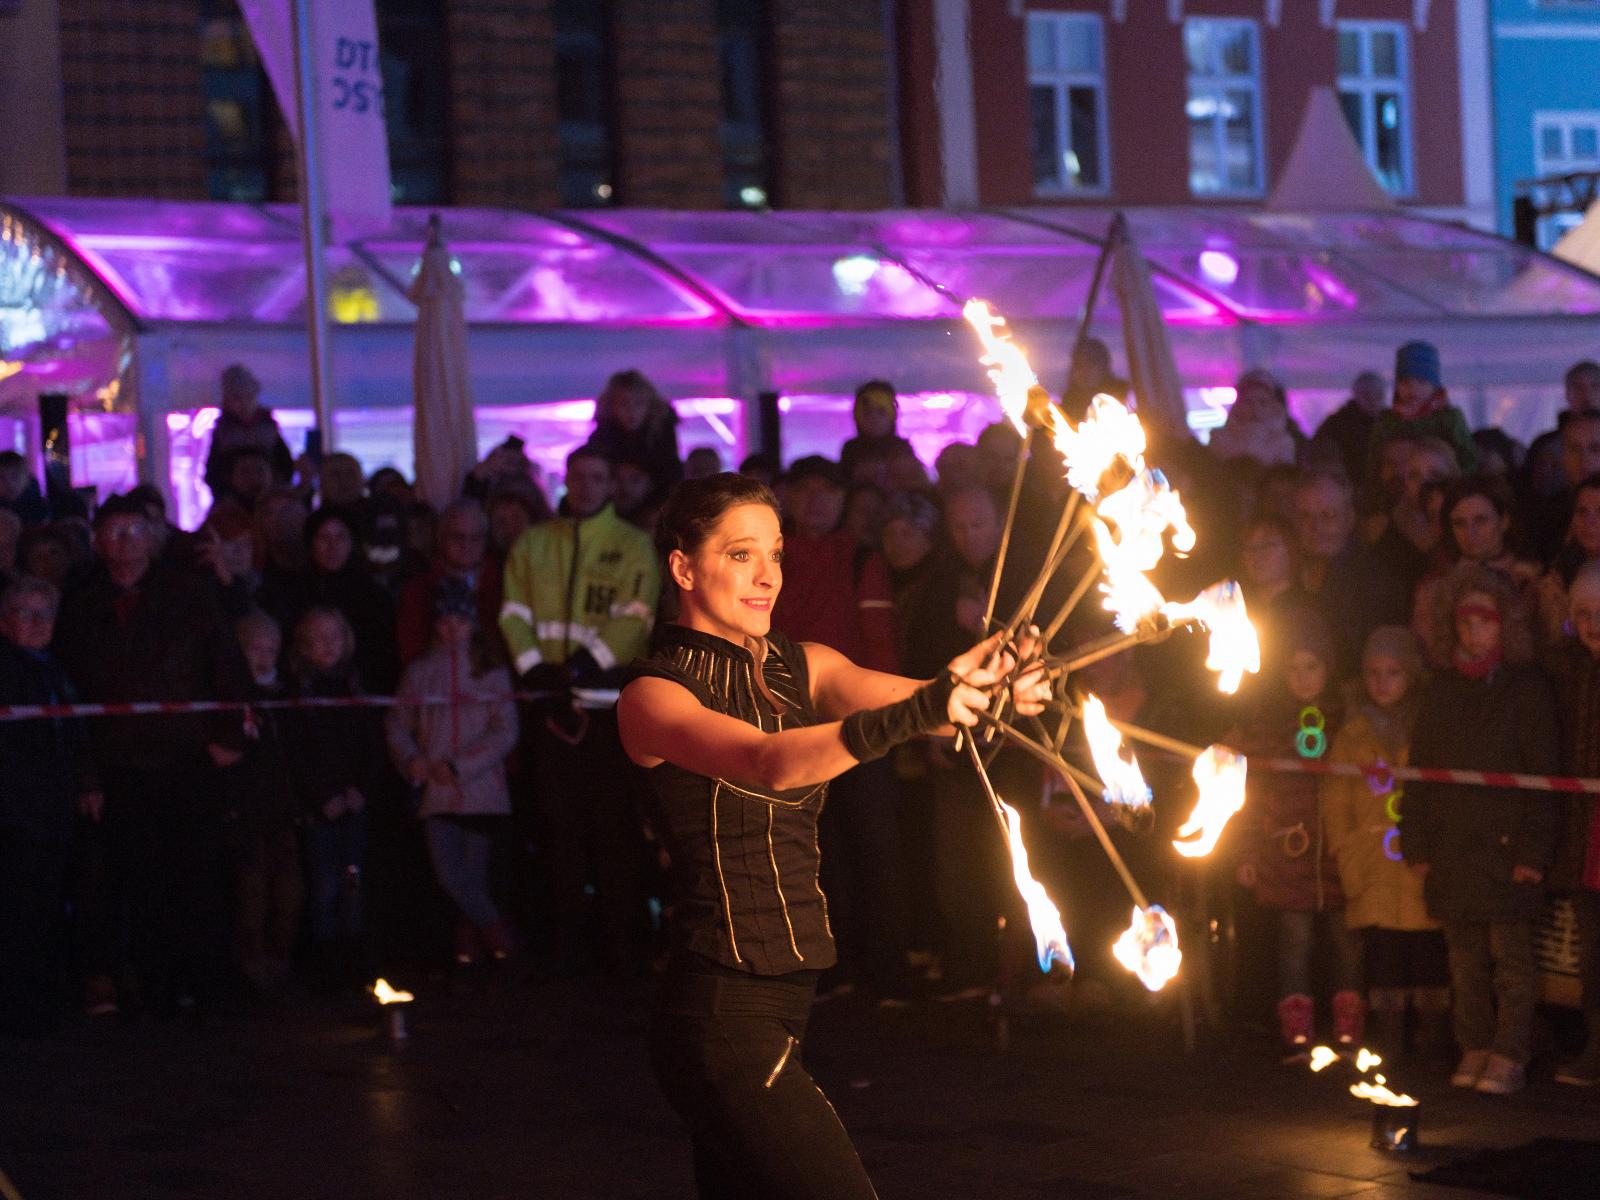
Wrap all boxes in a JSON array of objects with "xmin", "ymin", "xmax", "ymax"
[{"xmin": 616, "ymin": 472, "xmax": 1049, "ymax": 1200}]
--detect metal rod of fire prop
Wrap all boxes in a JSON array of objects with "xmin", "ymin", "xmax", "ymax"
[
  {"xmin": 998, "ymin": 492, "xmax": 1086, "ymax": 642},
  {"xmin": 963, "ymin": 734, "xmax": 1022, "ymax": 844},
  {"xmin": 1041, "ymin": 555, "xmax": 1106, "ymax": 645},
  {"xmin": 972, "ymin": 711, "xmax": 1150, "ymax": 911},
  {"xmin": 1044, "ymin": 618, "xmax": 1183, "ymax": 678},
  {"xmin": 983, "ymin": 445, "xmax": 1031, "ymax": 634},
  {"xmin": 1106, "ymin": 719, "xmax": 1208, "ymax": 762}
]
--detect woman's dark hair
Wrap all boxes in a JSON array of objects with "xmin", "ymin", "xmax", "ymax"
[{"xmin": 655, "ymin": 472, "xmax": 780, "ymax": 560}]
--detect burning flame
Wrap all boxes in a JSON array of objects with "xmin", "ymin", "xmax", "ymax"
[
  {"xmin": 963, "ymin": 299, "xmax": 1038, "ymax": 435},
  {"xmin": 1091, "ymin": 517, "xmax": 1169, "ymax": 632},
  {"xmin": 370, "ymin": 978, "xmax": 414, "ymax": 1005},
  {"xmin": 1351, "ymin": 1077, "xmax": 1419, "ymax": 1107},
  {"xmin": 1097, "ymin": 470, "xmax": 1196, "ymax": 567},
  {"xmin": 1308, "ymin": 1045, "xmax": 1419, "ymax": 1106},
  {"xmin": 1080, "ymin": 694, "xmax": 1152, "ymax": 809},
  {"xmin": 999, "ymin": 799, "xmax": 1075, "ymax": 974},
  {"xmin": 1111, "ymin": 905, "xmax": 1181, "ymax": 991},
  {"xmin": 1053, "ymin": 392, "xmax": 1148, "ymax": 501},
  {"xmin": 1163, "ymin": 580, "xmax": 1261, "ymax": 695},
  {"xmin": 1171, "ymin": 745, "xmax": 1248, "ymax": 859}
]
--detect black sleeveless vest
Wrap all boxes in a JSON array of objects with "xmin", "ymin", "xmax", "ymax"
[{"xmin": 635, "ymin": 625, "xmax": 835, "ymax": 975}]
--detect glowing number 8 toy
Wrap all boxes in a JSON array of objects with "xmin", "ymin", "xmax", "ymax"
[{"xmin": 1295, "ymin": 706, "xmax": 1327, "ymax": 760}]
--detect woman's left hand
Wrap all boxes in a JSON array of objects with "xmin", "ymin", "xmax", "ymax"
[{"xmin": 1006, "ymin": 627, "xmax": 1051, "ymax": 717}]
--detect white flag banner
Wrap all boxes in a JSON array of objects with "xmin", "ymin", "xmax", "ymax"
[{"xmin": 238, "ymin": 0, "xmax": 393, "ymax": 238}]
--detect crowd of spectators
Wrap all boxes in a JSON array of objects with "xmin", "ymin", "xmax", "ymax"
[{"xmin": 2, "ymin": 349, "xmax": 1599, "ymax": 1102}]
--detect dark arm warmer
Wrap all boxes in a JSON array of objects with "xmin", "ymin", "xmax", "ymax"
[{"xmin": 840, "ymin": 674, "xmax": 958, "ymax": 764}]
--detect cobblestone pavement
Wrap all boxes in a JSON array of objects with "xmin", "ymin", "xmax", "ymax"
[{"xmin": 2, "ymin": 978, "xmax": 1596, "ymax": 1199}]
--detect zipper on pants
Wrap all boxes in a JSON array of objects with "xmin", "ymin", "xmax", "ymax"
[{"xmin": 764, "ymin": 1035, "xmax": 797, "ymax": 1089}]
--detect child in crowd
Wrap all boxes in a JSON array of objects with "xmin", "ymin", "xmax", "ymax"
[
  {"xmin": 1322, "ymin": 627, "xmax": 1450, "ymax": 1057},
  {"xmin": 220, "ymin": 609, "xmax": 303, "ymax": 992},
  {"xmin": 1232, "ymin": 609, "xmax": 1363, "ymax": 1055},
  {"xmin": 386, "ymin": 578, "xmax": 519, "ymax": 968},
  {"xmin": 288, "ymin": 605, "xmax": 384, "ymax": 987},
  {"xmin": 1402, "ymin": 563, "xmax": 1562, "ymax": 1095},
  {"xmin": 1544, "ymin": 561, "xmax": 1600, "ymax": 1086}
]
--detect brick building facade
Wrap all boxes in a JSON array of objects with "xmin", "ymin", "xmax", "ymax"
[{"xmin": 0, "ymin": 0, "xmax": 899, "ymax": 211}]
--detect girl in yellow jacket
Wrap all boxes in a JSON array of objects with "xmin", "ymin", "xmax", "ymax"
[{"xmin": 1322, "ymin": 626, "xmax": 1450, "ymax": 1057}]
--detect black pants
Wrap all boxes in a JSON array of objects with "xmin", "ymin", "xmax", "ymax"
[
  {"xmin": 650, "ymin": 963, "xmax": 878, "ymax": 1200},
  {"xmin": 103, "ymin": 762, "xmax": 230, "ymax": 1010},
  {"xmin": 0, "ymin": 823, "xmax": 71, "ymax": 1029},
  {"xmin": 529, "ymin": 711, "xmax": 647, "ymax": 976}
]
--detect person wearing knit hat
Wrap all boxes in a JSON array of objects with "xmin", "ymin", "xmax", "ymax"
[
  {"xmin": 1402, "ymin": 564, "xmax": 1562, "ymax": 1094},
  {"xmin": 1228, "ymin": 603, "xmax": 1361, "ymax": 1056},
  {"xmin": 1367, "ymin": 339, "xmax": 1478, "ymax": 479},
  {"xmin": 1322, "ymin": 625, "xmax": 1450, "ymax": 1060},
  {"xmin": 1208, "ymin": 368, "xmax": 1303, "ymax": 469}
]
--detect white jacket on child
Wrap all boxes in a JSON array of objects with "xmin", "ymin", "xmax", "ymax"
[{"xmin": 386, "ymin": 647, "xmax": 518, "ymax": 819}]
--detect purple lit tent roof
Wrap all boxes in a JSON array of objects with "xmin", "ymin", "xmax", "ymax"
[{"xmin": 5, "ymin": 196, "xmax": 1600, "ymax": 452}]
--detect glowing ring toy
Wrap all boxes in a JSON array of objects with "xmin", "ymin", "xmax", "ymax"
[
  {"xmin": 1382, "ymin": 828, "xmax": 1403, "ymax": 862},
  {"xmin": 1383, "ymin": 790, "xmax": 1404, "ymax": 824},
  {"xmin": 1295, "ymin": 705, "xmax": 1328, "ymax": 759}
]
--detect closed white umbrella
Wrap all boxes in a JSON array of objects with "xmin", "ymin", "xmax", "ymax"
[
  {"xmin": 408, "ymin": 214, "xmax": 477, "ymax": 508},
  {"xmin": 1110, "ymin": 222, "xmax": 1189, "ymax": 437}
]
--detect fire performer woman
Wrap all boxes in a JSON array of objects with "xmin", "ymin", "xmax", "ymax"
[{"xmin": 618, "ymin": 473, "xmax": 1050, "ymax": 1199}]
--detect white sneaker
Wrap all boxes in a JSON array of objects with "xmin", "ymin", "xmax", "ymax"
[
  {"xmin": 1473, "ymin": 1054, "xmax": 1525, "ymax": 1095},
  {"xmin": 1450, "ymin": 1049, "xmax": 1491, "ymax": 1088}
]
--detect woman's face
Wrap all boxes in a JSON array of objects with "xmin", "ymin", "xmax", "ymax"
[
  {"xmin": 1449, "ymin": 494, "xmax": 1507, "ymax": 562},
  {"xmin": 1571, "ymin": 582, "xmax": 1600, "ymax": 656},
  {"xmin": 1571, "ymin": 488, "xmax": 1600, "ymax": 557},
  {"xmin": 1454, "ymin": 591, "xmax": 1504, "ymax": 662},
  {"xmin": 311, "ymin": 519, "xmax": 354, "ymax": 574},
  {"xmin": 242, "ymin": 630, "xmax": 281, "ymax": 681},
  {"xmin": 610, "ymin": 387, "xmax": 650, "ymax": 432},
  {"xmin": 672, "ymin": 503, "xmax": 783, "ymax": 643},
  {"xmin": 1241, "ymin": 524, "xmax": 1292, "ymax": 593},
  {"xmin": 433, "ymin": 613, "xmax": 474, "ymax": 648},
  {"xmin": 298, "ymin": 613, "xmax": 348, "ymax": 673},
  {"xmin": 881, "ymin": 516, "xmax": 932, "ymax": 572},
  {"xmin": 1286, "ymin": 649, "xmax": 1328, "ymax": 703},
  {"xmin": 1363, "ymin": 653, "xmax": 1410, "ymax": 709}
]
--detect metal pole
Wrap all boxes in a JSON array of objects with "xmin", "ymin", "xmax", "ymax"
[{"xmin": 290, "ymin": 0, "xmax": 336, "ymax": 450}]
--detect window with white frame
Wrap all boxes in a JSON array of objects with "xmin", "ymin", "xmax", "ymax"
[
  {"xmin": 1026, "ymin": 11, "xmax": 1110, "ymax": 195},
  {"xmin": 1336, "ymin": 21, "xmax": 1412, "ymax": 195},
  {"xmin": 1533, "ymin": 111, "xmax": 1600, "ymax": 249},
  {"xmin": 1184, "ymin": 18, "xmax": 1264, "ymax": 197}
]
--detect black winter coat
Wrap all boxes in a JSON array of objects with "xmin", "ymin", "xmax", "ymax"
[
  {"xmin": 284, "ymin": 668, "xmax": 387, "ymax": 819},
  {"xmin": 0, "ymin": 639, "xmax": 92, "ymax": 837},
  {"xmin": 53, "ymin": 564, "xmax": 251, "ymax": 775},
  {"xmin": 1400, "ymin": 664, "xmax": 1563, "ymax": 922}
]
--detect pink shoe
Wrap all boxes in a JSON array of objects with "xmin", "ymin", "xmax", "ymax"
[
  {"xmin": 1332, "ymin": 990, "xmax": 1366, "ymax": 1046},
  {"xmin": 1277, "ymin": 993, "xmax": 1314, "ymax": 1052}
]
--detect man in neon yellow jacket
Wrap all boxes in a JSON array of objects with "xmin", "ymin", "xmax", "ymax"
[
  {"xmin": 499, "ymin": 444, "xmax": 661, "ymax": 977},
  {"xmin": 500, "ymin": 446, "xmax": 659, "ymax": 682}
]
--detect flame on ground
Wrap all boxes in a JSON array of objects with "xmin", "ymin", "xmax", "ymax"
[
  {"xmin": 1308, "ymin": 1045, "xmax": 1340, "ymax": 1072},
  {"xmin": 999, "ymin": 799, "xmax": 1075, "ymax": 975},
  {"xmin": 962, "ymin": 299, "xmax": 1038, "ymax": 435},
  {"xmin": 1356, "ymin": 1048, "xmax": 1384, "ymax": 1073},
  {"xmin": 1163, "ymin": 580, "xmax": 1261, "ymax": 695},
  {"xmin": 371, "ymin": 978, "xmax": 414, "ymax": 1005},
  {"xmin": 1111, "ymin": 905, "xmax": 1181, "ymax": 991},
  {"xmin": 1351, "ymin": 1077, "xmax": 1419, "ymax": 1107},
  {"xmin": 1080, "ymin": 694, "xmax": 1152, "ymax": 809},
  {"xmin": 1171, "ymin": 745, "xmax": 1248, "ymax": 859}
]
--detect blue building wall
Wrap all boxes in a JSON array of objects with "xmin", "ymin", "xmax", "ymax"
[{"xmin": 1490, "ymin": 0, "xmax": 1600, "ymax": 241}]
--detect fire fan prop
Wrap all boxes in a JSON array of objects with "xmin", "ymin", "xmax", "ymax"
[{"xmin": 956, "ymin": 300, "xmax": 1262, "ymax": 996}]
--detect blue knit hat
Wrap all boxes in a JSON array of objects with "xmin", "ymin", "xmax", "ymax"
[{"xmin": 1394, "ymin": 340, "xmax": 1442, "ymax": 388}]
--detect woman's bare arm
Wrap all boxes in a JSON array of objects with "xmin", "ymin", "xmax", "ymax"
[
  {"xmin": 805, "ymin": 630, "xmax": 1049, "ymax": 726},
  {"xmin": 617, "ymin": 675, "xmax": 864, "ymax": 792}
]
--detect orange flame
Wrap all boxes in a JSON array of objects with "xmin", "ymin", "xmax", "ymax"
[
  {"xmin": 370, "ymin": 978, "xmax": 414, "ymax": 1005},
  {"xmin": 1091, "ymin": 517, "xmax": 1169, "ymax": 632},
  {"xmin": 1080, "ymin": 694, "xmax": 1152, "ymax": 809},
  {"xmin": 1351, "ymin": 1076, "xmax": 1419, "ymax": 1107},
  {"xmin": 962, "ymin": 299, "xmax": 1038, "ymax": 435},
  {"xmin": 1163, "ymin": 580, "xmax": 1260, "ymax": 695},
  {"xmin": 1111, "ymin": 905, "xmax": 1181, "ymax": 991},
  {"xmin": 1171, "ymin": 745, "xmax": 1248, "ymax": 859},
  {"xmin": 1052, "ymin": 392, "xmax": 1147, "ymax": 501},
  {"xmin": 999, "ymin": 799, "xmax": 1074, "ymax": 974}
]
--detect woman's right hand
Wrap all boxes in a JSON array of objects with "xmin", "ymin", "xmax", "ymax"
[{"xmin": 944, "ymin": 630, "xmax": 1022, "ymax": 728}]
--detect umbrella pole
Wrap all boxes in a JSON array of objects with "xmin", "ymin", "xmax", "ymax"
[
  {"xmin": 289, "ymin": 0, "xmax": 336, "ymax": 452},
  {"xmin": 1069, "ymin": 213, "xmax": 1125, "ymax": 362}
]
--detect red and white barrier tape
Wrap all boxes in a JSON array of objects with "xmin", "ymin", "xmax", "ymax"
[
  {"xmin": 0, "ymin": 687, "xmax": 618, "ymax": 723},
  {"xmin": 1247, "ymin": 754, "xmax": 1600, "ymax": 797}
]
